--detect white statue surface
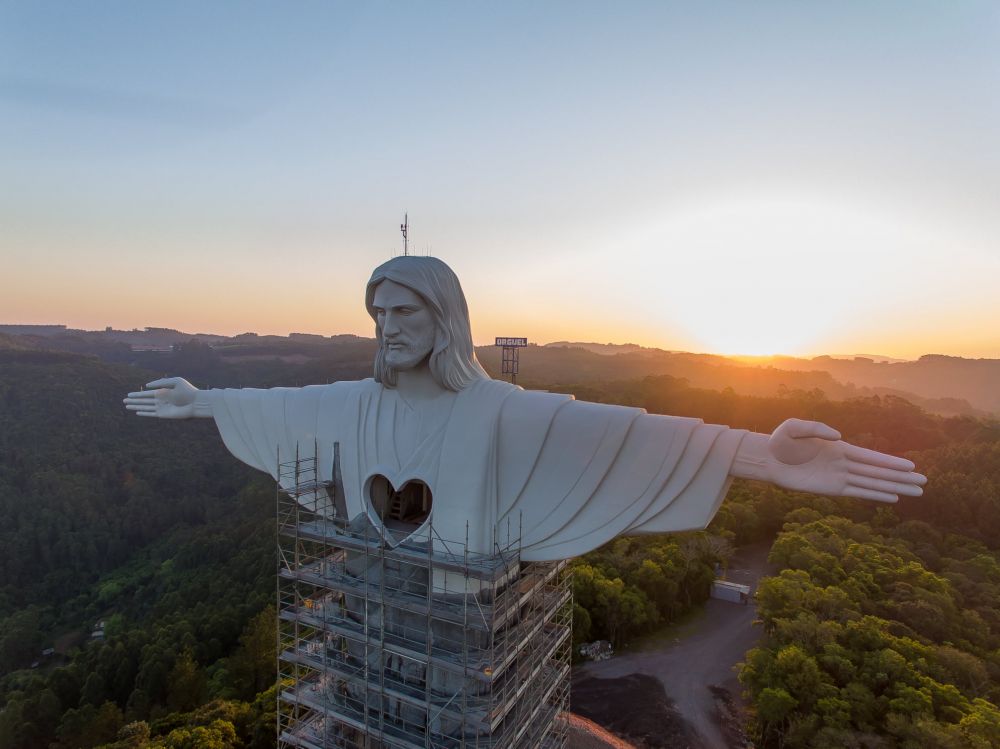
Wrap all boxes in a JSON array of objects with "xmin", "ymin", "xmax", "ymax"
[{"xmin": 124, "ymin": 256, "xmax": 926, "ymax": 561}]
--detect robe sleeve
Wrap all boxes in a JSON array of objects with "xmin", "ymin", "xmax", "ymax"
[
  {"xmin": 497, "ymin": 393, "xmax": 747, "ymax": 561},
  {"xmin": 211, "ymin": 385, "xmax": 330, "ymax": 491}
]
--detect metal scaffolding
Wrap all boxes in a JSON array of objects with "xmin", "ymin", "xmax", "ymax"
[{"xmin": 276, "ymin": 447, "xmax": 572, "ymax": 749}]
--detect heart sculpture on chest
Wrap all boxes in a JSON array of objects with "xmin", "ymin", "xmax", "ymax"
[{"xmin": 365, "ymin": 473, "xmax": 434, "ymax": 546}]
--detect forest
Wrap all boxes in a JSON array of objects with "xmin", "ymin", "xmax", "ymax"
[
  {"xmin": 0, "ymin": 342, "xmax": 997, "ymax": 748},
  {"xmin": 560, "ymin": 377, "xmax": 1000, "ymax": 748}
]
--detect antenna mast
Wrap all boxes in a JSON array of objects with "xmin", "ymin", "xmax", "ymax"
[{"xmin": 400, "ymin": 213, "xmax": 409, "ymax": 256}]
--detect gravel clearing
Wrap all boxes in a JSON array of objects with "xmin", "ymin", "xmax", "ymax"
[{"xmin": 571, "ymin": 542, "xmax": 774, "ymax": 748}]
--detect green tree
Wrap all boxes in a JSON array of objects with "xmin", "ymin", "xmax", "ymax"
[
  {"xmin": 228, "ymin": 606, "xmax": 276, "ymax": 698},
  {"xmin": 167, "ymin": 650, "xmax": 205, "ymax": 714},
  {"xmin": 959, "ymin": 698, "xmax": 1000, "ymax": 749},
  {"xmin": 155, "ymin": 719, "xmax": 239, "ymax": 749}
]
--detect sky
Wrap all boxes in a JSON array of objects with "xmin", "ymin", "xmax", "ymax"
[{"xmin": 2, "ymin": 1, "xmax": 998, "ymax": 359}]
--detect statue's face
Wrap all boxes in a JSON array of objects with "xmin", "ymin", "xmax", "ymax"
[{"xmin": 372, "ymin": 280, "xmax": 437, "ymax": 371}]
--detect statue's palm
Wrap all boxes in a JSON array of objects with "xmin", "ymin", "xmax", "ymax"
[
  {"xmin": 123, "ymin": 377, "xmax": 198, "ymax": 419},
  {"xmin": 766, "ymin": 418, "xmax": 924, "ymax": 503}
]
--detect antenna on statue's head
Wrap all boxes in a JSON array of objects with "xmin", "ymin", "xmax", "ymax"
[{"xmin": 400, "ymin": 213, "xmax": 409, "ymax": 256}]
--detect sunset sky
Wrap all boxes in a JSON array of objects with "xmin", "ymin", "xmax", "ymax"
[{"xmin": 2, "ymin": 2, "xmax": 998, "ymax": 359}]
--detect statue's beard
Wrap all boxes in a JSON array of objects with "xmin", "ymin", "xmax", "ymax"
[
  {"xmin": 375, "ymin": 345, "xmax": 421, "ymax": 388},
  {"xmin": 383, "ymin": 347, "xmax": 431, "ymax": 372}
]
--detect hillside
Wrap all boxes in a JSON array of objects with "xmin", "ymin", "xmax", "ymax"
[
  {"xmin": 0, "ymin": 350, "xmax": 272, "ymax": 748},
  {"xmin": 0, "ymin": 333, "xmax": 35, "ymax": 351},
  {"xmin": 772, "ymin": 353, "xmax": 1000, "ymax": 413},
  {"xmin": 476, "ymin": 345, "xmax": 988, "ymax": 418}
]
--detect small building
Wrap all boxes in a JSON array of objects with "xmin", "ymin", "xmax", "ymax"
[
  {"xmin": 711, "ymin": 580, "xmax": 751, "ymax": 604},
  {"xmin": 129, "ymin": 345, "xmax": 172, "ymax": 353}
]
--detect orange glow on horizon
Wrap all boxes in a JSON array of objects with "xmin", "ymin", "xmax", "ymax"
[{"xmin": 2, "ymin": 193, "xmax": 997, "ymax": 362}]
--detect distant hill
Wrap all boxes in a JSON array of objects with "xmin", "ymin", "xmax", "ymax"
[
  {"xmin": 2, "ymin": 326, "xmax": 996, "ymax": 416},
  {"xmin": 768, "ymin": 353, "xmax": 1000, "ymax": 414},
  {"xmin": 0, "ymin": 333, "xmax": 34, "ymax": 351},
  {"xmin": 543, "ymin": 341, "xmax": 656, "ymax": 356},
  {"xmin": 0, "ymin": 328, "xmax": 377, "ymax": 389},
  {"xmin": 476, "ymin": 345, "xmax": 990, "ymax": 418},
  {"xmin": 733, "ymin": 353, "xmax": 912, "ymax": 364},
  {"xmin": 825, "ymin": 353, "xmax": 911, "ymax": 364}
]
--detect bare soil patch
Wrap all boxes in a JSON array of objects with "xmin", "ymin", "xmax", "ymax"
[{"xmin": 571, "ymin": 673, "xmax": 707, "ymax": 749}]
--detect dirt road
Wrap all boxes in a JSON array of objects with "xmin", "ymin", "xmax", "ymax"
[{"xmin": 573, "ymin": 542, "xmax": 774, "ymax": 749}]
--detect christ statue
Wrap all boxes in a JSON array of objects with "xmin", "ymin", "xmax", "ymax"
[{"xmin": 124, "ymin": 256, "xmax": 925, "ymax": 561}]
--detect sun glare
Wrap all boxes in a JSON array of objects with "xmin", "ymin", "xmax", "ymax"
[{"xmin": 604, "ymin": 195, "xmax": 942, "ymax": 357}]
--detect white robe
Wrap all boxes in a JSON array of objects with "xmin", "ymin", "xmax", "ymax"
[{"xmin": 212, "ymin": 378, "xmax": 746, "ymax": 562}]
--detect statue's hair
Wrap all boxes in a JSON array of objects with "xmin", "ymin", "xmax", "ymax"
[{"xmin": 365, "ymin": 256, "xmax": 490, "ymax": 392}]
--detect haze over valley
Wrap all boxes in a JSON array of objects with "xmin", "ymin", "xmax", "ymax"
[{"xmin": 4, "ymin": 324, "xmax": 997, "ymax": 417}]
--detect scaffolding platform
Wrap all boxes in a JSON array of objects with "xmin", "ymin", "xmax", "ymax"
[{"xmin": 277, "ymin": 448, "xmax": 571, "ymax": 749}]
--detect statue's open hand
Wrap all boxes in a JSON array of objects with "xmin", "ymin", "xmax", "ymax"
[
  {"xmin": 123, "ymin": 377, "xmax": 199, "ymax": 419},
  {"xmin": 766, "ymin": 418, "xmax": 927, "ymax": 503}
]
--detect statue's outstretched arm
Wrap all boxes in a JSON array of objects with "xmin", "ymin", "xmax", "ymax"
[
  {"xmin": 123, "ymin": 377, "xmax": 215, "ymax": 419},
  {"xmin": 730, "ymin": 418, "xmax": 926, "ymax": 502}
]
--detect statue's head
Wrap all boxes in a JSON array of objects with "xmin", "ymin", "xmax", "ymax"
[{"xmin": 365, "ymin": 256, "xmax": 490, "ymax": 391}]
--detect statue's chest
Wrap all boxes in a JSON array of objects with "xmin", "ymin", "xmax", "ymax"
[
  {"xmin": 326, "ymin": 381, "xmax": 508, "ymax": 557},
  {"xmin": 352, "ymin": 391, "xmax": 465, "ymax": 547},
  {"xmin": 370, "ymin": 391, "xmax": 454, "ymax": 473}
]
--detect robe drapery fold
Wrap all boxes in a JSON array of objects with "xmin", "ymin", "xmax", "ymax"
[{"xmin": 211, "ymin": 379, "xmax": 747, "ymax": 561}]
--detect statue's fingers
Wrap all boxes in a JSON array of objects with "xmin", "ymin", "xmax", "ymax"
[
  {"xmin": 126, "ymin": 391, "xmax": 157, "ymax": 399},
  {"xmin": 124, "ymin": 396, "xmax": 158, "ymax": 405},
  {"xmin": 137, "ymin": 411, "xmax": 159, "ymax": 417},
  {"xmin": 848, "ymin": 462, "xmax": 928, "ymax": 486},
  {"xmin": 843, "ymin": 486, "xmax": 898, "ymax": 503},
  {"xmin": 126, "ymin": 404, "xmax": 157, "ymax": 412},
  {"xmin": 848, "ymin": 474, "xmax": 923, "ymax": 497},
  {"xmin": 145, "ymin": 378, "xmax": 176, "ymax": 389},
  {"xmin": 844, "ymin": 445, "xmax": 915, "ymax": 472},
  {"xmin": 784, "ymin": 419, "xmax": 841, "ymax": 441}
]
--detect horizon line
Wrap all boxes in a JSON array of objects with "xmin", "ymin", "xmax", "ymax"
[{"xmin": 3, "ymin": 322, "xmax": 996, "ymax": 363}]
